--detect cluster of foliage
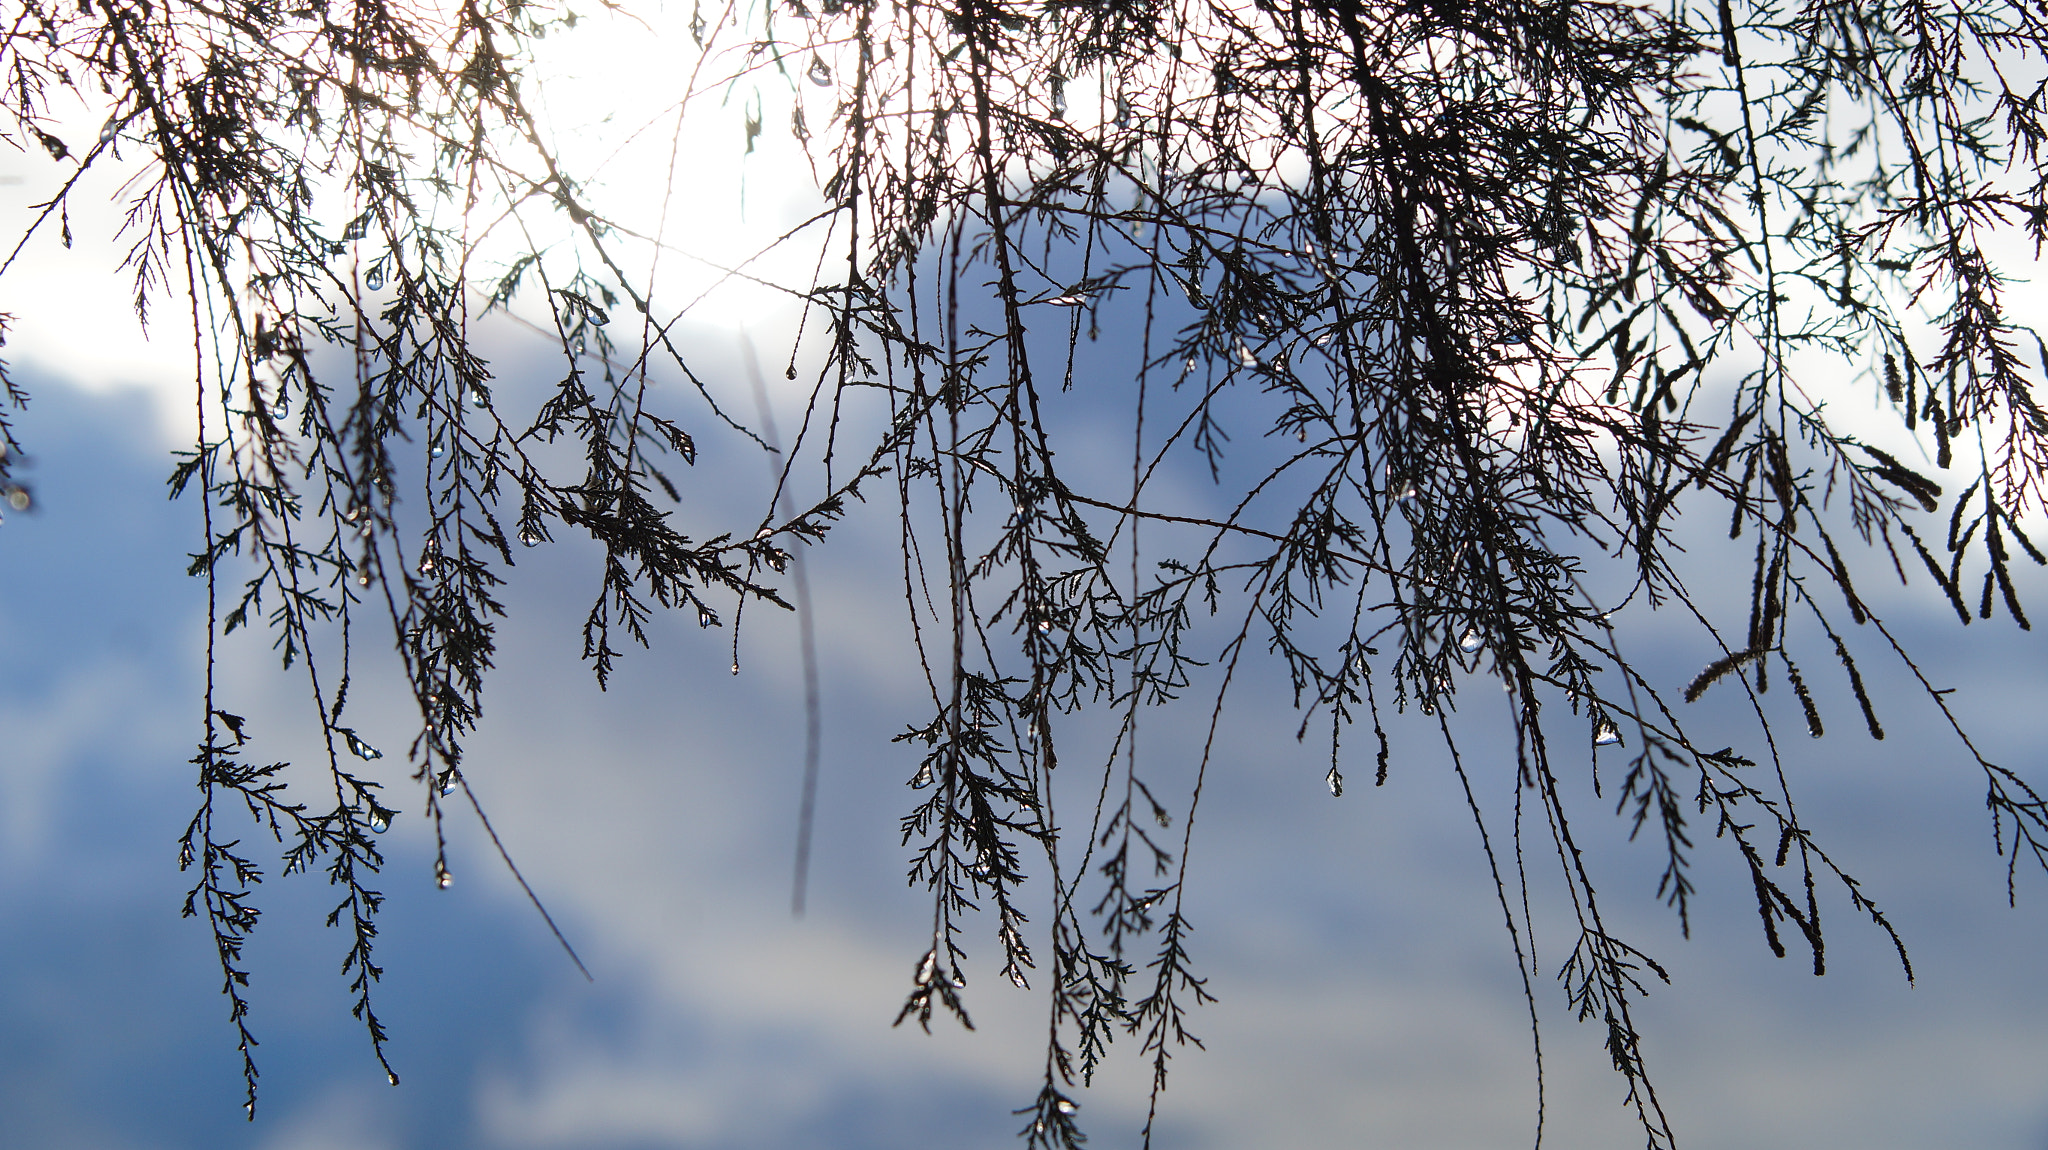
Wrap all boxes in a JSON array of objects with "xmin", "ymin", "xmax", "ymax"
[{"xmin": 4, "ymin": 0, "xmax": 2047, "ymax": 1143}]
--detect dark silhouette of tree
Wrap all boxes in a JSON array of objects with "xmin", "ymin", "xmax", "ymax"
[{"xmin": 3, "ymin": 0, "xmax": 2046, "ymax": 1144}]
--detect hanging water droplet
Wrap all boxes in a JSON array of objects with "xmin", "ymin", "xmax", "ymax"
[
  {"xmin": 438, "ymin": 772, "xmax": 458, "ymax": 796},
  {"xmin": 364, "ymin": 265, "xmax": 384, "ymax": 291},
  {"xmin": 1460, "ymin": 628, "xmax": 1483, "ymax": 652},
  {"xmin": 4, "ymin": 486, "xmax": 28, "ymax": 512},
  {"xmin": 1183, "ymin": 357, "xmax": 1197, "ymax": 374},
  {"xmin": 386, "ymin": 1071, "xmax": 400, "ymax": 1086},
  {"xmin": 368, "ymin": 811, "xmax": 390, "ymax": 833},
  {"xmin": 1114, "ymin": 93, "xmax": 1132, "ymax": 128},
  {"xmin": 698, "ymin": 608, "xmax": 715, "ymax": 628},
  {"xmin": 519, "ymin": 528, "xmax": 541, "ymax": 547},
  {"xmin": 1037, "ymin": 619, "xmax": 1052, "ymax": 633},
  {"xmin": 1056, "ymin": 1098, "xmax": 1078, "ymax": 1116},
  {"xmin": 468, "ymin": 388, "xmax": 487, "ymax": 408},
  {"xmin": 915, "ymin": 949, "xmax": 937, "ymax": 985},
  {"xmin": 342, "ymin": 729, "xmax": 383, "ymax": 760},
  {"xmin": 729, "ymin": 662, "xmax": 740, "ymax": 676},
  {"xmin": 768, "ymin": 550, "xmax": 789, "ymax": 573},
  {"xmin": 437, "ymin": 870, "xmax": 453, "ymax": 889},
  {"xmin": 356, "ymin": 569, "xmax": 372, "ymax": 587},
  {"xmin": 1594, "ymin": 722, "xmax": 1621, "ymax": 746},
  {"xmin": 344, "ymin": 503, "xmax": 364, "ymax": 523},
  {"xmin": 417, "ymin": 549, "xmax": 437, "ymax": 576},
  {"xmin": 910, "ymin": 762, "xmax": 935, "ymax": 789},
  {"xmin": 807, "ymin": 55, "xmax": 832, "ymax": 85},
  {"xmin": 1296, "ymin": 425, "xmax": 1307, "ymax": 442},
  {"xmin": 570, "ymin": 336, "xmax": 585, "ymax": 357},
  {"xmin": 1325, "ymin": 766, "xmax": 1344, "ymax": 797},
  {"xmin": 1238, "ymin": 343, "xmax": 1260, "ymax": 368},
  {"xmin": 950, "ymin": 970, "xmax": 966, "ymax": 987},
  {"xmin": 430, "ymin": 443, "xmax": 446, "ymax": 459},
  {"xmin": 1395, "ymin": 485, "xmax": 1419, "ymax": 502}
]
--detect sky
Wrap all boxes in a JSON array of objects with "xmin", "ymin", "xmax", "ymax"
[{"xmin": 4, "ymin": 10, "xmax": 2048, "ymax": 1150}]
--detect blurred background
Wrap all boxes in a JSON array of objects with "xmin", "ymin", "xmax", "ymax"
[
  {"xmin": 2, "ymin": 344, "xmax": 2047, "ymax": 1150},
  {"xmin": 3, "ymin": 16, "xmax": 2048, "ymax": 1146}
]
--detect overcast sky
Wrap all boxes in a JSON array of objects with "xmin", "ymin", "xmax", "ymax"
[{"xmin": 4, "ymin": 13, "xmax": 2048, "ymax": 1149}]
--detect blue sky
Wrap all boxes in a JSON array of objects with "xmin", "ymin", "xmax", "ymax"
[{"xmin": 1, "ymin": 347, "xmax": 2047, "ymax": 1150}]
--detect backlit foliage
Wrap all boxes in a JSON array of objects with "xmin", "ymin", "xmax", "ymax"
[{"xmin": 4, "ymin": 0, "xmax": 2046, "ymax": 1143}]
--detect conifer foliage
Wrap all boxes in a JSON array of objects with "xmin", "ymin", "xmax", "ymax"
[{"xmin": 4, "ymin": 0, "xmax": 2047, "ymax": 1142}]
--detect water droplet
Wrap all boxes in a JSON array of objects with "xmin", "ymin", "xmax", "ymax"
[
  {"xmin": 519, "ymin": 528, "xmax": 541, "ymax": 547},
  {"xmin": 356, "ymin": 569, "xmax": 372, "ymax": 587},
  {"xmin": 342, "ymin": 730, "xmax": 384, "ymax": 760},
  {"xmin": 468, "ymin": 388, "xmax": 487, "ymax": 409},
  {"xmin": 729, "ymin": 662, "xmax": 740, "ymax": 676},
  {"xmin": 1009, "ymin": 968, "xmax": 1029, "ymax": 988},
  {"xmin": 1325, "ymin": 767, "xmax": 1344, "ymax": 797},
  {"xmin": 1056, "ymin": 1098, "xmax": 1078, "ymax": 1115},
  {"xmin": 910, "ymin": 762, "xmax": 935, "ymax": 789},
  {"xmin": 5, "ymin": 486, "xmax": 27, "ymax": 512},
  {"xmin": 1296, "ymin": 425, "xmax": 1307, "ymax": 442},
  {"xmin": 438, "ymin": 772, "xmax": 458, "ymax": 796},
  {"xmin": 1396, "ymin": 486, "xmax": 1418, "ymax": 501},
  {"xmin": 768, "ymin": 550, "xmax": 788, "ymax": 573},
  {"xmin": 1594, "ymin": 722, "xmax": 1620, "ymax": 746},
  {"xmin": 437, "ymin": 870, "xmax": 453, "ymax": 889},
  {"xmin": 386, "ymin": 1071, "xmax": 400, "ymax": 1086},
  {"xmin": 430, "ymin": 443, "xmax": 446, "ymax": 459},
  {"xmin": 417, "ymin": 550, "xmax": 437, "ymax": 576},
  {"xmin": 364, "ymin": 265, "xmax": 384, "ymax": 291},
  {"xmin": 1183, "ymin": 357, "xmax": 1197, "ymax": 374},
  {"xmin": 571, "ymin": 336, "xmax": 585, "ymax": 357},
  {"xmin": 344, "ymin": 503, "xmax": 364, "ymax": 523},
  {"xmin": 244, "ymin": 1101, "xmax": 255, "ymax": 1119},
  {"xmin": 1460, "ymin": 628, "xmax": 1483, "ymax": 652},
  {"xmin": 1237, "ymin": 343, "xmax": 1260, "ymax": 368},
  {"xmin": 807, "ymin": 55, "xmax": 832, "ymax": 85},
  {"xmin": 698, "ymin": 608, "xmax": 715, "ymax": 628},
  {"xmin": 950, "ymin": 970, "xmax": 966, "ymax": 987},
  {"xmin": 915, "ymin": 949, "xmax": 937, "ymax": 985},
  {"xmin": 1037, "ymin": 619, "xmax": 1052, "ymax": 633},
  {"xmin": 368, "ymin": 811, "xmax": 390, "ymax": 833}
]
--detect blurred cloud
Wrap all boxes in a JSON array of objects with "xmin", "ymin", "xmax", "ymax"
[{"xmin": 1, "ymin": 334, "xmax": 2046, "ymax": 1150}]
